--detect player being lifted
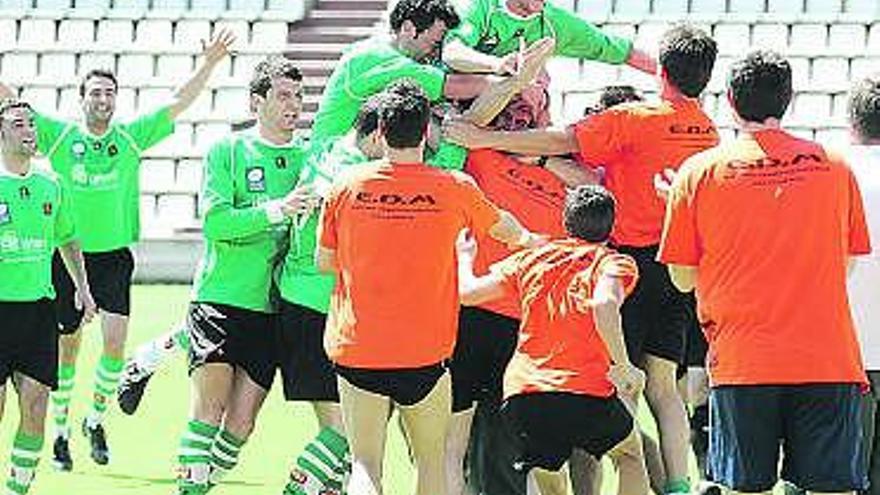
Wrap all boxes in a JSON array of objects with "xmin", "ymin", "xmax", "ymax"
[
  {"xmin": 0, "ymin": 29, "xmax": 235, "ymax": 471},
  {"xmin": 0, "ymin": 98, "xmax": 96, "ymax": 495}
]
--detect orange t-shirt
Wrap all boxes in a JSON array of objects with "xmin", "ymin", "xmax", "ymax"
[
  {"xmin": 658, "ymin": 129, "xmax": 872, "ymax": 386},
  {"xmin": 574, "ymin": 98, "xmax": 719, "ymax": 247},
  {"xmin": 319, "ymin": 160, "xmax": 502, "ymax": 369},
  {"xmin": 464, "ymin": 149, "xmax": 569, "ymax": 319},
  {"xmin": 492, "ymin": 239, "xmax": 639, "ymax": 399}
]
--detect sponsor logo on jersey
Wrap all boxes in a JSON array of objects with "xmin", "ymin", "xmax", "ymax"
[
  {"xmin": 355, "ymin": 191, "xmax": 437, "ymax": 206},
  {"xmin": 107, "ymin": 143, "xmax": 119, "ymax": 157},
  {"xmin": 275, "ymin": 156, "xmax": 287, "ymax": 169},
  {"xmin": 0, "ymin": 202, "xmax": 9, "ymax": 224},
  {"xmin": 72, "ymin": 141, "xmax": 86, "ymax": 158},
  {"xmin": 246, "ymin": 167, "xmax": 266, "ymax": 192},
  {"xmin": 92, "ymin": 141, "xmax": 103, "ymax": 151}
]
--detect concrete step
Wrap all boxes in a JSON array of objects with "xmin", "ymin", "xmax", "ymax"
[
  {"xmin": 298, "ymin": 9, "xmax": 383, "ymax": 28},
  {"xmin": 289, "ymin": 25, "xmax": 375, "ymax": 43},
  {"xmin": 284, "ymin": 42, "xmax": 349, "ymax": 60},
  {"xmin": 318, "ymin": 0, "xmax": 387, "ymax": 11}
]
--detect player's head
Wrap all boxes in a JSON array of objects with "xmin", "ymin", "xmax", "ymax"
[
  {"xmin": 658, "ymin": 24, "xmax": 717, "ymax": 98},
  {"xmin": 505, "ymin": 0, "xmax": 546, "ymax": 17},
  {"xmin": 848, "ymin": 74, "xmax": 880, "ymax": 144},
  {"xmin": 583, "ymin": 85, "xmax": 644, "ymax": 117},
  {"xmin": 390, "ymin": 0, "xmax": 460, "ymax": 61},
  {"xmin": 355, "ymin": 94, "xmax": 384, "ymax": 159},
  {"xmin": 79, "ymin": 69, "xmax": 118, "ymax": 124},
  {"xmin": 377, "ymin": 80, "xmax": 431, "ymax": 150},
  {"xmin": 727, "ymin": 50, "xmax": 792, "ymax": 124},
  {"xmin": 563, "ymin": 184, "xmax": 616, "ymax": 243},
  {"xmin": 491, "ymin": 70, "xmax": 551, "ymax": 131},
  {"xmin": 0, "ymin": 99, "xmax": 37, "ymax": 158},
  {"xmin": 249, "ymin": 56, "xmax": 304, "ymax": 134}
]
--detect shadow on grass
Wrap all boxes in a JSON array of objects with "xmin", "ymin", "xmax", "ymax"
[{"xmin": 95, "ymin": 472, "xmax": 265, "ymax": 488}]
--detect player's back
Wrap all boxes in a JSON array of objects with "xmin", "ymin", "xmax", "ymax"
[{"xmin": 575, "ymin": 99, "xmax": 718, "ymax": 247}]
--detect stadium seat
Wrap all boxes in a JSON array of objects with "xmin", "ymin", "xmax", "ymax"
[
  {"xmin": 175, "ymin": 158, "xmax": 203, "ymax": 194},
  {"xmin": 811, "ymin": 57, "xmax": 850, "ymax": 92},
  {"xmin": 149, "ymin": 0, "xmax": 188, "ymax": 10},
  {"xmin": 135, "ymin": 19, "xmax": 173, "ymax": 52},
  {"xmin": 560, "ymin": 92, "xmax": 593, "ymax": 123},
  {"xmin": 598, "ymin": 22, "xmax": 636, "ymax": 40},
  {"xmin": 35, "ymin": 0, "xmax": 70, "ymax": 8},
  {"xmin": 576, "ymin": 0, "xmax": 612, "ymax": 17},
  {"xmin": 0, "ymin": 0, "xmax": 32, "ymax": 9},
  {"xmin": 95, "ymin": 19, "xmax": 134, "ymax": 50},
  {"xmin": 788, "ymin": 56, "xmax": 810, "ymax": 90},
  {"xmin": 143, "ymin": 121, "xmax": 193, "ymax": 158},
  {"xmin": 828, "ymin": 24, "xmax": 866, "ymax": 53},
  {"xmin": 805, "ymin": 0, "xmax": 841, "ymax": 14},
  {"xmin": 544, "ymin": 58, "xmax": 582, "ymax": 92},
  {"xmin": 635, "ymin": 22, "xmax": 668, "ymax": 49},
  {"xmin": 713, "ymin": 23, "xmax": 750, "ymax": 56},
  {"xmin": 179, "ymin": 87, "xmax": 212, "ymax": 122},
  {"xmin": 213, "ymin": 19, "xmax": 250, "ymax": 46},
  {"xmin": 56, "ymin": 87, "xmax": 78, "ymax": 117},
  {"xmin": 156, "ymin": 194, "xmax": 198, "ymax": 230},
  {"xmin": 21, "ymin": 87, "xmax": 58, "ymax": 113},
  {"xmin": 830, "ymin": 93, "xmax": 849, "ymax": 125},
  {"xmin": 790, "ymin": 92, "xmax": 832, "ymax": 124},
  {"xmin": 789, "ymin": 24, "xmax": 828, "ymax": 56},
  {"xmin": 138, "ymin": 86, "xmax": 173, "ymax": 112},
  {"xmin": 115, "ymin": 87, "xmax": 138, "ymax": 120},
  {"xmin": 578, "ymin": 60, "xmax": 620, "ymax": 91},
  {"xmin": 189, "ymin": 0, "xmax": 227, "ymax": 15},
  {"xmin": 58, "ymin": 18, "xmax": 95, "ymax": 47},
  {"xmin": 250, "ymin": 21, "xmax": 289, "ymax": 51},
  {"xmin": 706, "ymin": 56, "xmax": 733, "ymax": 93},
  {"xmin": 651, "ymin": 0, "xmax": 688, "ymax": 15},
  {"xmin": 613, "ymin": 0, "xmax": 650, "ymax": 15},
  {"xmin": 74, "ymin": 0, "xmax": 110, "ymax": 7},
  {"xmin": 766, "ymin": 0, "xmax": 803, "ymax": 13},
  {"xmin": 2, "ymin": 53, "xmax": 39, "ymax": 85},
  {"xmin": 38, "ymin": 53, "xmax": 77, "ymax": 84},
  {"xmin": 232, "ymin": 53, "xmax": 265, "ymax": 81},
  {"xmin": 141, "ymin": 159, "xmax": 177, "ymax": 193},
  {"xmin": 845, "ymin": 0, "xmax": 879, "ymax": 14},
  {"xmin": 728, "ymin": 0, "xmax": 765, "ymax": 13},
  {"xmin": 78, "ymin": 52, "xmax": 117, "ymax": 75},
  {"xmin": 0, "ymin": 18, "xmax": 15, "ymax": 47},
  {"xmin": 689, "ymin": 0, "xmax": 726, "ymax": 13},
  {"xmin": 866, "ymin": 24, "xmax": 880, "ymax": 55},
  {"xmin": 118, "ymin": 54, "xmax": 155, "ymax": 82},
  {"xmin": 193, "ymin": 121, "xmax": 230, "ymax": 154},
  {"xmin": 211, "ymin": 86, "xmax": 248, "ymax": 120},
  {"xmin": 17, "ymin": 18, "xmax": 57, "ymax": 50},
  {"xmin": 751, "ymin": 24, "xmax": 788, "ymax": 52},
  {"xmin": 815, "ymin": 128, "xmax": 850, "ymax": 148},
  {"xmin": 851, "ymin": 57, "xmax": 880, "ymax": 82},
  {"xmin": 174, "ymin": 19, "xmax": 211, "ymax": 50},
  {"xmin": 156, "ymin": 54, "xmax": 194, "ymax": 81}
]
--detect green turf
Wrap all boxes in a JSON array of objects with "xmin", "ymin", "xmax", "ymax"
[{"xmin": 0, "ymin": 285, "xmax": 417, "ymax": 495}]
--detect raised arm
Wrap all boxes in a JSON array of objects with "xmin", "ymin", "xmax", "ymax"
[
  {"xmin": 443, "ymin": 38, "xmax": 518, "ymax": 75},
  {"xmin": 168, "ymin": 28, "xmax": 235, "ymax": 120},
  {"xmin": 445, "ymin": 119, "xmax": 579, "ymax": 156}
]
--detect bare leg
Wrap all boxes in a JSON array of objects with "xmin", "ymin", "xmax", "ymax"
[{"xmin": 399, "ymin": 372, "xmax": 453, "ymax": 495}]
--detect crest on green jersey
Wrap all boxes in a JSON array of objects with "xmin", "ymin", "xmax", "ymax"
[
  {"xmin": 275, "ymin": 156, "xmax": 287, "ymax": 169},
  {"xmin": 108, "ymin": 143, "xmax": 119, "ymax": 157},
  {"xmin": 0, "ymin": 202, "xmax": 9, "ymax": 224},
  {"xmin": 72, "ymin": 141, "xmax": 86, "ymax": 158},
  {"xmin": 246, "ymin": 167, "xmax": 266, "ymax": 192}
]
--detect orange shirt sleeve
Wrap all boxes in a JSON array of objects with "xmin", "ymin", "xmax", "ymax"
[
  {"xmin": 847, "ymin": 166, "xmax": 872, "ymax": 256},
  {"xmin": 453, "ymin": 171, "xmax": 502, "ymax": 237},
  {"xmin": 572, "ymin": 108, "xmax": 627, "ymax": 169},
  {"xmin": 657, "ymin": 158, "xmax": 702, "ymax": 266},
  {"xmin": 318, "ymin": 181, "xmax": 345, "ymax": 250}
]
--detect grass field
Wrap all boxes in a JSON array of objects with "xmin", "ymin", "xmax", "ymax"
[{"xmin": 0, "ymin": 285, "xmax": 420, "ymax": 495}]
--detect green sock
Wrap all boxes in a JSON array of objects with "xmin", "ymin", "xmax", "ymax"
[
  {"xmin": 209, "ymin": 429, "xmax": 244, "ymax": 486},
  {"xmin": 51, "ymin": 363, "xmax": 76, "ymax": 439},
  {"xmin": 284, "ymin": 427, "xmax": 349, "ymax": 494},
  {"xmin": 665, "ymin": 478, "xmax": 692, "ymax": 494},
  {"xmin": 6, "ymin": 433, "xmax": 43, "ymax": 495},
  {"xmin": 178, "ymin": 420, "xmax": 218, "ymax": 494},
  {"xmin": 173, "ymin": 325, "xmax": 191, "ymax": 352},
  {"xmin": 88, "ymin": 355, "xmax": 124, "ymax": 426}
]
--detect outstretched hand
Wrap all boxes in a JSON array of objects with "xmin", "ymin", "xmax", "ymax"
[{"xmin": 202, "ymin": 28, "xmax": 236, "ymax": 66}]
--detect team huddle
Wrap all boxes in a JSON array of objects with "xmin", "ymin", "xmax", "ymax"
[{"xmin": 0, "ymin": 1, "xmax": 879, "ymax": 495}]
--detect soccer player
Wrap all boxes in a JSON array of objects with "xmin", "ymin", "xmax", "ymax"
[
  {"xmin": 0, "ymin": 30, "xmax": 235, "ymax": 470},
  {"xmin": 174, "ymin": 55, "xmax": 315, "ymax": 495},
  {"xmin": 443, "ymin": 0, "xmax": 656, "ymax": 76},
  {"xmin": 658, "ymin": 50, "xmax": 871, "ymax": 495},
  {"xmin": 456, "ymin": 184, "xmax": 649, "ymax": 495},
  {"xmin": 0, "ymin": 98, "xmax": 96, "ymax": 495},
  {"xmin": 445, "ymin": 24, "xmax": 719, "ymax": 495},
  {"xmin": 846, "ymin": 74, "xmax": 880, "ymax": 495},
  {"xmin": 316, "ymin": 81, "xmax": 540, "ymax": 495}
]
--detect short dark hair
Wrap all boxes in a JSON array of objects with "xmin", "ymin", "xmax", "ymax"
[
  {"xmin": 377, "ymin": 80, "xmax": 431, "ymax": 149},
  {"xmin": 79, "ymin": 69, "xmax": 118, "ymax": 97},
  {"xmin": 727, "ymin": 50, "xmax": 792, "ymax": 123},
  {"xmin": 563, "ymin": 184, "xmax": 615, "ymax": 243},
  {"xmin": 848, "ymin": 74, "xmax": 880, "ymax": 142},
  {"xmin": 356, "ymin": 94, "xmax": 382, "ymax": 139},
  {"xmin": 659, "ymin": 24, "xmax": 717, "ymax": 98},
  {"xmin": 0, "ymin": 98, "xmax": 32, "ymax": 124},
  {"xmin": 389, "ymin": 0, "xmax": 460, "ymax": 35},
  {"xmin": 598, "ymin": 85, "xmax": 643, "ymax": 110},
  {"xmin": 250, "ymin": 55, "xmax": 303, "ymax": 97}
]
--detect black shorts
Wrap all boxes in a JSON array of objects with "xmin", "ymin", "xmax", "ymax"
[
  {"xmin": 502, "ymin": 392, "xmax": 633, "ymax": 472},
  {"xmin": 709, "ymin": 384, "xmax": 868, "ymax": 492},
  {"xmin": 52, "ymin": 248, "xmax": 135, "ymax": 334},
  {"xmin": 277, "ymin": 300, "xmax": 338, "ymax": 402},
  {"xmin": 684, "ymin": 293, "xmax": 708, "ymax": 368},
  {"xmin": 186, "ymin": 302, "xmax": 277, "ymax": 391},
  {"xmin": 616, "ymin": 244, "xmax": 692, "ymax": 365},
  {"xmin": 336, "ymin": 362, "xmax": 446, "ymax": 407},
  {"xmin": 0, "ymin": 299, "xmax": 59, "ymax": 389},
  {"xmin": 451, "ymin": 306, "xmax": 519, "ymax": 412}
]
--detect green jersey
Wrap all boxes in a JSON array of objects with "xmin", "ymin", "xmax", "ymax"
[
  {"xmin": 311, "ymin": 37, "xmax": 447, "ymax": 145},
  {"xmin": 278, "ymin": 136, "xmax": 368, "ymax": 313},
  {"xmin": 448, "ymin": 0, "xmax": 632, "ymax": 63},
  {"xmin": 0, "ymin": 163, "xmax": 75, "ymax": 302},
  {"xmin": 34, "ymin": 107, "xmax": 175, "ymax": 253},
  {"xmin": 193, "ymin": 130, "xmax": 307, "ymax": 313}
]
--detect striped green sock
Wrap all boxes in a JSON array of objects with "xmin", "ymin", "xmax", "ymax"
[
  {"xmin": 51, "ymin": 364, "xmax": 76, "ymax": 439},
  {"xmin": 88, "ymin": 355, "xmax": 123, "ymax": 426},
  {"xmin": 664, "ymin": 478, "xmax": 692, "ymax": 494},
  {"xmin": 178, "ymin": 420, "xmax": 218, "ymax": 493},
  {"xmin": 208, "ymin": 429, "xmax": 244, "ymax": 486},
  {"xmin": 6, "ymin": 433, "xmax": 43, "ymax": 495},
  {"xmin": 284, "ymin": 427, "xmax": 349, "ymax": 495}
]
